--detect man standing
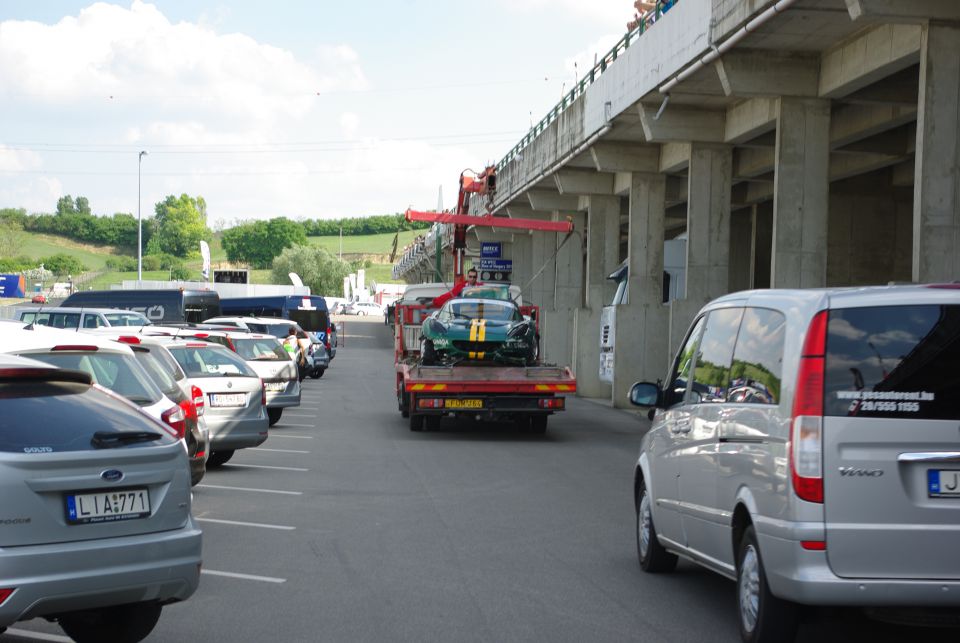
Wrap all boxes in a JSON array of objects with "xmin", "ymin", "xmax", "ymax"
[{"xmin": 432, "ymin": 268, "xmax": 481, "ymax": 308}]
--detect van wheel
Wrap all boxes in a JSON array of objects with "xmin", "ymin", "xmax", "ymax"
[
  {"xmin": 59, "ymin": 601, "xmax": 161, "ymax": 643},
  {"xmin": 737, "ymin": 526, "xmax": 798, "ymax": 643},
  {"xmin": 636, "ymin": 480, "xmax": 677, "ymax": 573},
  {"xmin": 207, "ymin": 450, "xmax": 234, "ymax": 468},
  {"xmin": 267, "ymin": 408, "xmax": 283, "ymax": 426}
]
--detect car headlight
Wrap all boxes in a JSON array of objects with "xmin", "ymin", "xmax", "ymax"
[
  {"xmin": 426, "ymin": 318, "xmax": 447, "ymax": 335},
  {"xmin": 507, "ymin": 322, "xmax": 529, "ymax": 338}
]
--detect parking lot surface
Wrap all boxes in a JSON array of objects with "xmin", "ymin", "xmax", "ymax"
[{"xmin": 4, "ymin": 316, "xmax": 957, "ymax": 642}]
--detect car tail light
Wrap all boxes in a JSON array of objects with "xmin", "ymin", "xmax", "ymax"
[
  {"xmin": 161, "ymin": 405, "xmax": 187, "ymax": 440},
  {"xmin": 186, "ymin": 342, "xmax": 208, "ymax": 348},
  {"xmin": 801, "ymin": 540, "xmax": 826, "ymax": 551},
  {"xmin": 191, "ymin": 385, "xmax": 205, "ymax": 416},
  {"xmin": 193, "ymin": 333, "xmax": 209, "ymax": 338},
  {"xmin": 226, "ymin": 337, "xmax": 236, "ymax": 352},
  {"xmin": 116, "ymin": 336, "xmax": 141, "ymax": 344},
  {"xmin": 0, "ymin": 588, "xmax": 14, "ymax": 606},
  {"xmin": 417, "ymin": 398, "xmax": 445, "ymax": 409},
  {"xmin": 51, "ymin": 345, "xmax": 98, "ymax": 351},
  {"xmin": 790, "ymin": 310, "xmax": 827, "ymax": 504},
  {"xmin": 538, "ymin": 398, "xmax": 564, "ymax": 410},
  {"xmin": 261, "ymin": 380, "xmax": 267, "ymax": 406},
  {"xmin": 179, "ymin": 399, "xmax": 196, "ymax": 421}
]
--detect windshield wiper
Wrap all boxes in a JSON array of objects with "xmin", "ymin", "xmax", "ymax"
[{"xmin": 91, "ymin": 431, "xmax": 163, "ymax": 449}]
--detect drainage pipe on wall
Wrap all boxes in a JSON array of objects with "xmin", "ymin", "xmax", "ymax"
[{"xmin": 657, "ymin": 0, "xmax": 801, "ymax": 99}]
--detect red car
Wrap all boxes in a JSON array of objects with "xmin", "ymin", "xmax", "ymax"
[{"xmin": 31, "ymin": 294, "xmax": 47, "ymax": 304}]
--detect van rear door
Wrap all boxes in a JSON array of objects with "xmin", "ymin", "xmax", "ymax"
[{"xmin": 821, "ymin": 302, "xmax": 960, "ymax": 579}]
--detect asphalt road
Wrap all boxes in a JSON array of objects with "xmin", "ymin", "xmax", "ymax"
[{"xmin": 5, "ymin": 316, "xmax": 957, "ymax": 642}]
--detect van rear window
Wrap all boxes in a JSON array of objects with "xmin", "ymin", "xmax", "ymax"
[{"xmin": 824, "ymin": 305, "xmax": 960, "ymax": 419}]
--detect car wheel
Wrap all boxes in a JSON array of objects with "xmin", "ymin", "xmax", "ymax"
[
  {"xmin": 267, "ymin": 408, "xmax": 283, "ymax": 426},
  {"xmin": 737, "ymin": 526, "xmax": 798, "ymax": 643},
  {"xmin": 525, "ymin": 340, "xmax": 539, "ymax": 366},
  {"xmin": 357, "ymin": 310, "xmax": 366, "ymax": 316},
  {"xmin": 207, "ymin": 450, "xmax": 235, "ymax": 468},
  {"xmin": 309, "ymin": 368, "xmax": 324, "ymax": 379},
  {"xmin": 529, "ymin": 415, "xmax": 547, "ymax": 434},
  {"xmin": 59, "ymin": 601, "xmax": 161, "ymax": 643},
  {"xmin": 420, "ymin": 339, "xmax": 437, "ymax": 366},
  {"xmin": 409, "ymin": 413, "xmax": 424, "ymax": 432},
  {"xmin": 636, "ymin": 479, "xmax": 678, "ymax": 573}
]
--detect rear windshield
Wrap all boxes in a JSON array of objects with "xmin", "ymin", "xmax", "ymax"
[
  {"xmin": 0, "ymin": 381, "xmax": 175, "ymax": 453},
  {"xmin": 233, "ymin": 338, "xmax": 288, "ymax": 361},
  {"xmin": 25, "ymin": 351, "xmax": 164, "ymax": 407},
  {"xmin": 441, "ymin": 300, "xmax": 520, "ymax": 322},
  {"xmin": 824, "ymin": 305, "xmax": 960, "ymax": 419},
  {"xmin": 104, "ymin": 312, "xmax": 152, "ymax": 326},
  {"xmin": 168, "ymin": 345, "xmax": 258, "ymax": 378},
  {"xmin": 132, "ymin": 348, "xmax": 182, "ymax": 399}
]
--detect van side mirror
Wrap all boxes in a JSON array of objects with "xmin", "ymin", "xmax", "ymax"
[{"xmin": 629, "ymin": 382, "xmax": 660, "ymax": 407}]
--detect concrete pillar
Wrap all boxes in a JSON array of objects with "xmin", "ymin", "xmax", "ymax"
[
  {"xmin": 729, "ymin": 208, "xmax": 753, "ymax": 292},
  {"xmin": 686, "ymin": 143, "xmax": 733, "ymax": 303},
  {"xmin": 575, "ymin": 196, "xmax": 619, "ymax": 399},
  {"xmin": 612, "ymin": 173, "xmax": 669, "ymax": 408},
  {"xmin": 545, "ymin": 211, "xmax": 585, "ymax": 369},
  {"xmin": 914, "ymin": 21, "xmax": 960, "ymax": 282},
  {"xmin": 771, "ymin": 98, "xmax": 831, "ymax": 288},
  {"xmin": 751, "ymin": 202, "xmax": 773, "ymax": 289},
  {"xmin": 512, "ymin": 234, "xmax": 533, "ymax": 301}
]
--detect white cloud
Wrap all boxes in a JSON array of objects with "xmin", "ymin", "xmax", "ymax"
[
  {"xmin": 340, "ymin": 113, "xmax": 360, "ymax": 139},
  {"xmin": 497, "ymin": 0, "xmax": 630, "ymax": 30},
  {"xmin": 563, "ymin": 34, "xmax": 623, "ymax": 76},
  {"xmin": 0, "ymin": 146, "xmax": 43, "ymax": 172}
]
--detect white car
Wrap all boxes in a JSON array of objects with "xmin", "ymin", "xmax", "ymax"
[{"xmin": 343, "ymin": 301, "xmax": 384, "ymax": 316}]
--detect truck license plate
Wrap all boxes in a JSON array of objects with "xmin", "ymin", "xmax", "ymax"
[
  {"xmin": 66, "ymin": 488, "xmax": 150, "ymax": 524},
  {"xmin": 928, "ymin": 470, "xmax": 960, "ymax": 497},
  {"xmin": 445, "ymin": 399, "xmax": 483, "ymax": 409}
]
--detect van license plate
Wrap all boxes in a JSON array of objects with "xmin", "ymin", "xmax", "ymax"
[
  {"xmin": 445, "ymin": 399, "xmax": 483, "ymax": 409},
  {"xmin": 928, "ymin": 470, "xmax": 960, "ymax": 497},
  {"xmin": 66, "ymin": 488, "xmax": 150, "ymax": 524},
  {"xmin": 211, "ymin": 393, "xmax": 246, "ymax": 407}
]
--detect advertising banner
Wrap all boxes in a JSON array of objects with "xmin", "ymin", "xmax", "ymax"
[{"xmin": 0, "ymin": 274, "xmax": 26, "ymax": 298}]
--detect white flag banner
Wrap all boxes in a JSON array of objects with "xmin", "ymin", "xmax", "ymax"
[
  {"xmin": 199, "ymin": 240, "xmax": 211, "ymax": 280},
  {"xmin": 288, "ymin": 272, "xmax": 304, "ymax": 288}
]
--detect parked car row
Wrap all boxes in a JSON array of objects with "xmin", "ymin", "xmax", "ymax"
[
  {"xmin": 0, "ymin": 308, "xmax": 336, "ymax": 641},
  {"xmin": 628, "ymin": 284, "xmax": 960, "ymax": 643}
]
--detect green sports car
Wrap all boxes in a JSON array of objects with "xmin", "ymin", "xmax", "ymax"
[{"xmin": 419, "ymin": 295, "xmax": 538, "ymax": 366}]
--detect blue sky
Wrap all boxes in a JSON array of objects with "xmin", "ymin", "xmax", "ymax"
[{"xmin": 0, "ymin": 1, "xmax": 627, "ymax": 224}]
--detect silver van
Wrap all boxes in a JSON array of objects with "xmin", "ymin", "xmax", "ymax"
[
  {"xmin": 17, "ymin": 306, "xmax": 151, "ymax": 329},
  {"xmin": 629, "ymin": 284, "xmax": 960, "ymax": 643}
]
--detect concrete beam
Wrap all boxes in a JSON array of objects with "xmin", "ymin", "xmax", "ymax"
[
  {"xmin": 842, "ymin": 66, "xmax": 919, "ymax": 106},
  {"xmin": 715, "ymin": 50, "xmax": 820, "ymax": 98},
  {"xmin": 527, "ymin": 190, "xmax": 581, "ymax": 212},
  {"xmin": 638, "ymin": 104, "xmax": 725, "ymax": 143},
  {"xmin": 735, "ymin": 147, "xmax": 776, "ymax": 179},
  {"xmin": 836, "ymin": 123, "xmax": 916, "ymax": 155},
  {"xmin": 665, "ymin": 176, "xmax": 688, "ymax": 207},
  {"xmin": 732, "ymin": 181, "xmax": 774, "ymax": 207},
  {"xmin": 613, "ymin": 172, "xmax": 633, "ymax": 196},
  {"xmin": 830, "ymin": 103, "xmax": 918, "ymax": 148},
  {"xmin": 589, "ymin": 143, "xmax": 659, "ymax": 173},
  {"xmin": 830, "ymin": 151, "xmax": 902, "ymax": 182},
  {"xmin": 891, "ymin": 160, "xmax": 915, "ymax": 187},
  {"xmin": 846, "ymin": 0, "xmax": 960, "ymax": 23},
  {"xmin": 659, "ymin": 142, "xmax": 692, "ymax": 173},
  {"xmin": 554, "ymin": 170, "xmax": 615, "ymax": 196},
  {"xmin": 725, "ymin": 98, "xmax": 778, "ymax": 145},
  {"xmin": 820, "ymin": 23, "xmax": 921, "ymax": 99}
]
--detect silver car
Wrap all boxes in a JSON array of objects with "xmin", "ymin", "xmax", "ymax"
[
  {"xmin": 0, "ymin": 354, "xmax": 201, "ymax": 641},
  {"xmin": 630, "ymin": 284, "xmax": 960, "ymax": 643},
  {"xmin": 226, "ymin": 332, "xmax": 300, "ymax": 426},
  {"xmin": 159, "ymin": 339, "xmax": 268, "ymax": 468}
]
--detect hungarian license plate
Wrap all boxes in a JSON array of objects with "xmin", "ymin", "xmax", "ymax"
[
  {"xmin": 445, "ymin": 399, "xmax": 483, "ymax": 409},
  {"xmin": 265, "ymin": 382, "xmax": 286, "ymax": 392},
  {"xmin": 66, "ymin": 488, "xmax": 150, "ymax": 524},
  {"xmin": 928, "ymin": 470, "xmax": 960, "ymax": 497},
  {"xmin": 211, "ymin": 393, "xmax": 246, "ymax": 407}
]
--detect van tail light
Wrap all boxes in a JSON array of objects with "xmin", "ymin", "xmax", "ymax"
[
  {"xmin": 790, "ymin": 310, "xmax": 827, "ymax": 504},
  {"xmin": 191, "ymin": 385, "xmax": 205, "ymax": 416},
  {"xmin": 161, "ymin": 405, "xmax": 187, "ymax": 440},
  {"xmin": 325, "ymin": 327, "xmax": 332, "ymax": 349},
  {"xmin": 261, "ymin": 380, "xmax": 267, "ymax": 406},
  {"xmin": 0, "ymin": 588, "xmax": 14, "ymax": 606}
]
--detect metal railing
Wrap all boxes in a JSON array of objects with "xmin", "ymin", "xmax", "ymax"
[{"xmin": 495, "ymin": 0, "xmax": 678, "ymax": 173}]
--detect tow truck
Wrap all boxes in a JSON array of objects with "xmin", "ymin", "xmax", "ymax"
[{"xmin": 394, "ymin": 167, "xmax": 577, "ymax": 432}]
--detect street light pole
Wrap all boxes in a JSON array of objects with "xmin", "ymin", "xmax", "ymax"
[{"xmin": 137, "ymin": 150, "xmax": 148, "ymax": 281}]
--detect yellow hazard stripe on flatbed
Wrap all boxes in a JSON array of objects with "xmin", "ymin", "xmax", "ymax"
[
  {"xmin": 410, "ymin": 383, "xmax": 447, "ymax": 391},
  {"xmin": 534, "ymin": 384, "xmax": 574, "ymax": 392}
]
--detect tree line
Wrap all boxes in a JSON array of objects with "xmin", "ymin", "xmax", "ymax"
[{"xmin": 300, "ymin": 214, "xmax": 429, "ymax": 237}]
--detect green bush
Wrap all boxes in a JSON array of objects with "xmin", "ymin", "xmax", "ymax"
[
  {"xmin": 0, "ymin": 255, "xmax": 35, "ymax": 272},
  {"xmin": 105, "ymin": 256, "xmax": 138, "ymax": 271},
  {"xmin": 141, "ymin": 255, "xmax": 162, "ymax": 271},
  {"xmin": 41, "ymin": 253, "xmax": 86, "ymax": 276}
]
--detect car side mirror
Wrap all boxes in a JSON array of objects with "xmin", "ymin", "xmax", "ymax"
[{"xmin": 629, "ymin": 382, "xmax": 660, "ymax": 407}]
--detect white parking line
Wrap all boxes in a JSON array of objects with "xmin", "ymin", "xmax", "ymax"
[
  {"xmin": 4, "ymin": 629, "xmax": 73, "ymax": 642},
  {"xmin": 290, "ymin": 406, "xmax": 319, "ymax": 411},
  {"xmin": 253, "ymin": 447, "xmax": 311, "ymax": 454},
  {"xmin": 266, "ymin": 434, "xmax": 313, "ymax": 439},
  {"xmin": 223, "ymin": 463, "xmax": 309, "ymax": 472},
  {"xmin": 197, "ymin": 484, "xmax": 302, "ymax": 496},
  {"xmin": 277, "ymin": 423, "xmax": 315, "ymax": 428},
  {"xmin": 196, "ymin": 517, "xmax": 296, "ymax": 531},
  {"xmin": 201, "ymin": 569, "xmax": 286, "ymax": 584}
]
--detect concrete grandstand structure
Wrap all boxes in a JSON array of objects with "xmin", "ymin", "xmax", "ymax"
[{"xmin": 394, "ymin": 0, "xmax": 960, "ymax": 407}]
